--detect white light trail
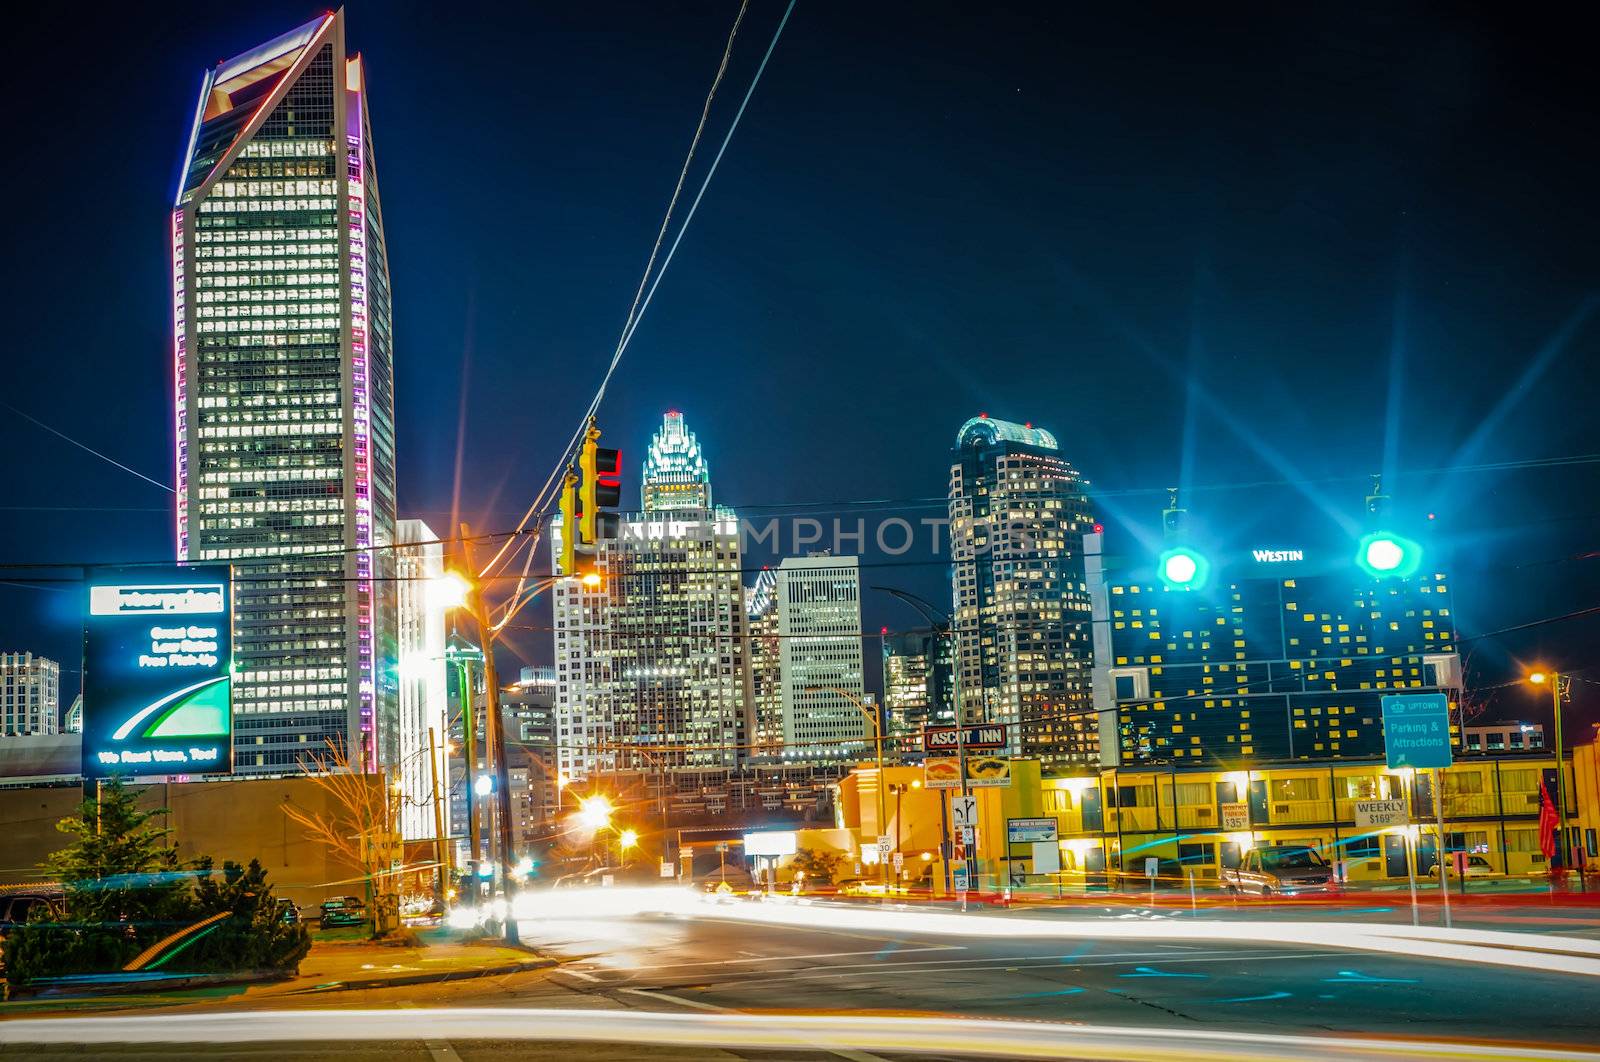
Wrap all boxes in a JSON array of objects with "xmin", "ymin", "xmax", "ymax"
[
  {"xmin": 3, "ymin": 1009, "xmax": 1596, "ymax": 1061},
  {"xmin": 510, "ymin": 887, "xmax": 1600, "ymax": 979}
]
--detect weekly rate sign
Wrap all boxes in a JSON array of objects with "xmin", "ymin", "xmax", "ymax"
[{"xmin": 82, "ymin": 566, "xmax": 234, "ymax": 778}]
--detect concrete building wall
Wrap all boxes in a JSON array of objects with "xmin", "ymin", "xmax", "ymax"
[{"xmin": 0, "ymin": 775, "xmax": 382, "ymax": 911}]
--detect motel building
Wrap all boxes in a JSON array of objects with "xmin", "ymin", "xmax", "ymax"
[{"xmin": 821, "ymin": 748, "xmax": 1596, "ymax": 896}]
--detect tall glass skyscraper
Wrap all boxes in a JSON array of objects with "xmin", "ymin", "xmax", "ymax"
[
  {"xmin": 552, "ymin": 411, "xmax": 747, "ymax": 781},
  {"xmin": 172, "ymin": 10, "xmax": 398, "ymax": 774},
  {"xmin": 948, "ymin": 415, "xmax": 1096, "ymax": 767}
]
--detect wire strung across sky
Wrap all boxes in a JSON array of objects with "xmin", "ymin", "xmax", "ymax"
[{"xmin": 482, "ymin": 0, "xmax": 795, "ymax": 608}]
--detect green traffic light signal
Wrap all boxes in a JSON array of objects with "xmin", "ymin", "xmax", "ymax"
[
  {"xmin": 1356, "ymin": 531, "xmax": 1422, "ymax": 578},
  {"xmin": 1158, "ymin": 546, "xmax": 1209, "ymax": 589}
]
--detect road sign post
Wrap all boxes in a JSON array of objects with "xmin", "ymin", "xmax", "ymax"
[{"xmin": 1382, "ymin": 693, "xmax": 1453, "ymax": 927}]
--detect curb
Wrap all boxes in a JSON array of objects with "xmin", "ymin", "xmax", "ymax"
[
  {"xmin": 293, "ymin": 957, "xmax": 555, "ymax": 994},
  {"xmin": 9, "ymin": 969, "xmax": 289, "ymax": 1000}
]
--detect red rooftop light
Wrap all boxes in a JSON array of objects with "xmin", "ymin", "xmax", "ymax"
[{"xmin": 1092, "ymin": 522, "xmax": 1104, "ymax": 534}]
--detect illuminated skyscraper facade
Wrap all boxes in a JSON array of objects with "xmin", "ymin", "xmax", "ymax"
[
  {"xmin": 777, "ymin": 555, "xmax": 869, "ymax": 761},
  {"xmin": 553, "ymin": 411, "xmax": 748, "ymax": 781},
  {"xmin": 395, "ymin": 520, "xmax": 446, "ymax": 841},
  {"xmin": 882, "ymin": 630, "xmax": 954, "ymax": 755},
  {"xmin": 1, "ymin": 652, "xmax": 60, "ymax": 738},
  {"xmin": 948, "ymin": 416, "xmax": 1096, "ymax": 767},
  {"xmin": 172, "ymin": 10, "xmax": 398, "ymax": 773},
  {"xmin": 641, "ymin": 410, "xmax": 711, "ymax": 511},
  {"xmin": 746, "ymin": 568, "xmax": 783, "ymax": 760}
]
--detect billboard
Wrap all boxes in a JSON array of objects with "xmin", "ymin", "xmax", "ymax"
[{"xmin": 82, "ymin": 565, "xmax": 233, "ymax": 779}]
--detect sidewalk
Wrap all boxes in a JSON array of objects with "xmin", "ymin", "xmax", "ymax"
[{"xmin": 267, "ymin": 930, "xmax": 554, "ymax": 996}]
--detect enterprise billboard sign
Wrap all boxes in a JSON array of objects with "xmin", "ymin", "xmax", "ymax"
[{"xmin": 82, "ymin": 565, "xmax": 234, "ymax": 779}]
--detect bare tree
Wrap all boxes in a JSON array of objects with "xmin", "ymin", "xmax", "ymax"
[{"xmin": 282, "ymin": 739, "xmax": 400, "ymax": 937}]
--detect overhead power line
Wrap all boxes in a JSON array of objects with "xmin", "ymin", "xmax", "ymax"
[{"xmin": 483, "ymin": 0, "xmax": 798, "ymax": 602}]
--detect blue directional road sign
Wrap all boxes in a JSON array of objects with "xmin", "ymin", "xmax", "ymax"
[{"xmin": 1380, "ymin": 693, "xmax": 1454, "ymax": 770}]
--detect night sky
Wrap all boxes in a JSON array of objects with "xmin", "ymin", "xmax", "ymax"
[{"xmin": 3, "ymin": 3, "xmax": 1596, "ymax": 732}]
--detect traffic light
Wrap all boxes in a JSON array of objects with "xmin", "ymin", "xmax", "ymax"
[
  {"xmin": 1158, "ymin": 546, "xmax": 1210, "ymax": 590},
  {"xmin": 557, "ymin": 468, "xmax": 580, "ymax": 577},
  {"xmin": 578, "ymin": 422, "xmax": 621, "ymax": 545},
  {"xmin": 1356, "ymin": 530, "xmax": 1422, "ymax": 578}
]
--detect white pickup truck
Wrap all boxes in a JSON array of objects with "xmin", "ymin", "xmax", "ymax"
[{"xmin": 1222, "ymin": 845, "xmax": 1336, "ymax": 897}]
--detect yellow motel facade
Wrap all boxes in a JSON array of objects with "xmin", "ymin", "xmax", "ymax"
[{"xmin": 823, "ymin": 744, "xmax": 1598, "ymax": 894}]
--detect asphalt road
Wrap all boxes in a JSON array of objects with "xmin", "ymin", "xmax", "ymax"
[
  {"xmin": 8, "ymin": 898, "xmax": 1600, "ymax": 1059},
  {"xmin": 516, "ymin": 902, "xmax": 1600, "ymax": 1048}
]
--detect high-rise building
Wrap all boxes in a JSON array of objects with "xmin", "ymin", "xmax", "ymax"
[
  {"xmin": 505, "ymin": 668, "xmax": 557, "ymax": 854},
  {"xmin": 948, "ymin": 415, "xmax": 1096, "ymax": 767},
  {"xmin": 881, "ymin": 629, "xmax": 954, "ymax": 754},
  {"xmin": 395, "ymin": 520, "xmax": 447, "ymax": 842},
  {"xmin": 1, "ymin": 653, "xmax": 60, "ymax": 738},
  {"xmin": 641, "ymin": 409, "xmax": 711, "ymax": 511},
  {"xmin": 746, "ymin": 568, "xmax": 783, "ymax": 760},
  {"xmin": 1088, "ymin": 522, "xmax": 1462, "ymax": 767},
  {"xmin": 776, "ymin": 555, "xmax": 869, "ymax": 761},
  {"xmin": 172, "ymin": 10, "xmax": 398, "ymax": 774},
  {"xmin": 553, "ymin": 411, "xmax": 748, "ymax": 781}
]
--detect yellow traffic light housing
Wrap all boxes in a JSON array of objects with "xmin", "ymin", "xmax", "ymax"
[{"xmin": 557, "ymin": 468, "xmax": 580, "ymax": 576}]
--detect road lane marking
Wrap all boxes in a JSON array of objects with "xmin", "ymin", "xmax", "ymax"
[
  {"xmin": 556, "ymin": 968, "xmax": 601, "ymax": 983},
  {"xmin": 424, "ymin": 1042, "xmax": 463, "ymax": 1062},
  {"xmin": 694, "ymin": 951, "xmax": 1320, "ymax": 991},
  {"xmin": 1325, "ymin": 969, "xmax": 1419, "ymax": 984},
  {"xmin": 1119, "ymin": 966, "xmax": 1208, "ymax": 979},
  {"xmin": 620, "ymin": 987, "xmax": 891, "ymax": 1062},
  {"xmin": 1203, "ymin": 991, "xmax": 1293, "ymax": 1003},
  {"xmin": 586, "ymin": 944, "xmax": 962, "ymax": 973}
]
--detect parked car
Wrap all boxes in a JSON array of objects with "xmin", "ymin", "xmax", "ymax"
[
  {"xmin": 1223, "ymin": 845, "xmax": 1335, "ymax": 896},
  {"xmin": 318, "ymin": 895, "xmax": 368, "ymax": 928},
  {"xmin": 0, "ymin": 889, "xmax": 62, "ymax": 941},
  {"xmin": 277, "ymin": 898, "xmax": 301, "ymax": 924},
  {"xmin": 1431, "ymin": 854, "xmax": 1497, "ymax": 879}
]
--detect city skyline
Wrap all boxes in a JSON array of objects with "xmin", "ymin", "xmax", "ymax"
[{"xmin": 0, "ymin": 3, "xmax": 1595, "ymax": 738}]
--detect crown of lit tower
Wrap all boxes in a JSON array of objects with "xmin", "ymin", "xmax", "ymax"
[{"xmin": 642, "ymin": 410, "xmax": 711, "ymax": 511}]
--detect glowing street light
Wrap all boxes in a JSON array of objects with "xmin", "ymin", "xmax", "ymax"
[
  {"xmin": 618, "ymin": 829, "xmax": 639, "ymax": 851},
  {"xmin": 429, "ymin": 570, "xmax": 472, "ymax": 612},
  {"xmin": 1158, "ymin": 546, "xmax": 1209, "ymax": 590},
  {"xmin": 1527, "ymin": 669, "xmax": 1570, "ymax": 870},
  {"xmin": 1356, "ymin": 531, "xmax": 1421, "ymax": 578},
  {"xmin": 576, "ymin": 794, "xmax": 615, "ymax": 831}
]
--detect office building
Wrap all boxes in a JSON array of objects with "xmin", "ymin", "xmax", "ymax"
[
  {"xmin": 395, "ymin": 520, "xmax": 447, "ymax": 842},
  {"xmin": 552, "ymin": 410, "xmax": 748, "ymax": 781},
  {"xmin": 641, "ymin": 409, "xmax": 711, "ymax": 511},
  {"xmin": 172, "ymin": 10, "xmax": 398, "ymax": 773},
  {"xmin": 1088, "ymin": 520, "xmax": 1462, "ymax": 767},
  {"xmin": 777, "ymin": 555, "xmax": 869, "ymax": 761},
  {"xmin": 746, "ymin": 568, "xmax": 783, "ymax": 759},
  {"xmin": 882, "ymin": 629, "xmax": 954, "ymax": 754},
  {"xmin": 1, "ymin": 653, "xmax": 60, "ymax": 737},
  {"xmin": 505, "ymin": 668, "xmax": 557, "ymax": 854},
  {"xmin": 947, "ymin": 415, "xmax": 1096, "ymax": 767},
  {"xmin": 1465, "ymin": 721, "xmax": 1545, "ymax": 754}
]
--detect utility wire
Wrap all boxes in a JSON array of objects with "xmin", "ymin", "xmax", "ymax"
[
  {"xmin": 1, "ymin": 401, "xmax": 173, "ymax": 495},
  {"xmin": 484, "ymin": 0, "xmax": 797, "ymax": 603}
]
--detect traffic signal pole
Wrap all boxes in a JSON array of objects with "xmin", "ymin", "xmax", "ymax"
[{"xmin": 462, "ymin": 525, "xmax": 519, "ymax": 946}]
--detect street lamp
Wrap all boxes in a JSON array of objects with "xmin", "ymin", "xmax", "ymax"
[
  {"xmin": 1528, "ymin": 670, "xmax": 1571, "ymax": 871},
  {"xmin": 576, "ymin": 794, "xmax": 615, "ymax": 832},
  {"xmin": 818, "ymin": 685, "xmax": 891, "ymax": 900}
]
